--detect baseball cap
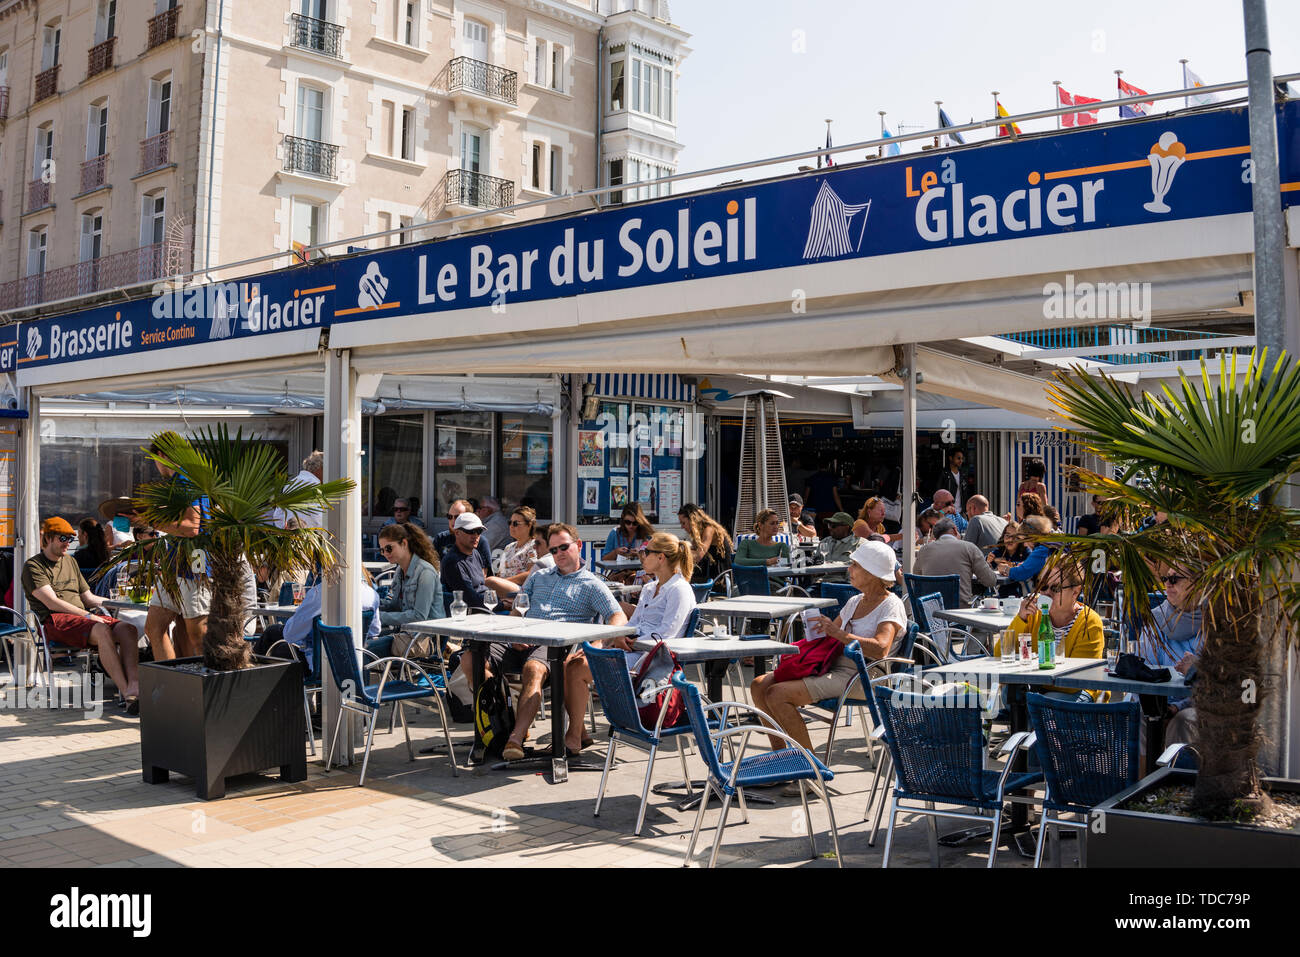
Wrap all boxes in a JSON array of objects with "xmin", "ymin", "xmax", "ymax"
[
  {"xmin": 453, "ymin": 512, "xmax": 484, "ymax": 532},
  {"xmin": 788, "ymin": 494, "xmax": 804, "ymax": 507},
  {"xmin": 42, "ymin": 516, "xmax": 75, "ymax": 536},
  {"xmin": 849, "ymin": 540, "xmax": 897, "ymax": 581},
  {"xmin": 828, "ymin": 511, "xmax": 854, "ymax": 526}
]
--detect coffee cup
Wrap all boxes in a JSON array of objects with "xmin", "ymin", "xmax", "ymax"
[
  {"xmin": 1001, "ymin": 598, "xmax": 1020, "ymax": 615},
  {"xmin": 982, "ymin": 597, "xmax": 999, "ymax": 611}
]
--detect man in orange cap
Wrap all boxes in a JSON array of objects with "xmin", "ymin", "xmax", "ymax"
[{"xmin": 21, "ymin": 517, "xmax": 141, "ymax": 712}]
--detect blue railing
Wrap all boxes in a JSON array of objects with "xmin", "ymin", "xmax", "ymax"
[{"xmin": 999, "ymin": 325, "xmax": 1235, "ymax": 365}]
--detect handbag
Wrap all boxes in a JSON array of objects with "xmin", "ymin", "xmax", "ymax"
[
  {"xmin": 630, "ymin": 638, "xmax": 686, "ymax": 730},
  {"xmin": 771, "ymin": 634, "xmax": 843, "ymax": 683}
]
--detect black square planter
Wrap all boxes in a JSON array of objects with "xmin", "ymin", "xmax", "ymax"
[
  {"xmin": 1087, "ymin": 767, "xmax": 1300, "ymax": 867},
  {"xmin": 139, "ymin": 656, "xmax": 307, "ymax": 800}
]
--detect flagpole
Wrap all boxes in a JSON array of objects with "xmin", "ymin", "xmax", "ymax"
[
  {"xmin": 992, "ymin": 90, "xmax": 999, "ymax": 136},
  {"xmin": 1115, "ymin": 69, "xmax": 1124, "ymax": 117},
  {"xmin": 825, "ymin": 118, "xmax": 833, "ymax": 169},
  {"xmin": 1053, "ymin": 80, "xmax": 1062, "ymax": 129},
  {"xmin": 878, "ymin": 111, "xmax": 886, "ymax": 158},
  {"xmin": 1180, "ymin": 58, "xmax": 1190, "ymax": 107},
  {"xmin": 934, "ymin": 100, "xmax": 942, "ymax": 148}
]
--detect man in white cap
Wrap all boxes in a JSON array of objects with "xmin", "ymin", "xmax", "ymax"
[{"xmin": 439, "ymin": 511, "xmax": 489, "ymax": 610}]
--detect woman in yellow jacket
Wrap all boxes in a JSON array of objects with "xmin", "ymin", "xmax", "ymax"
[{"xmin": 999, "ymin": 560, "xmax": 1106, "ymax": 701}]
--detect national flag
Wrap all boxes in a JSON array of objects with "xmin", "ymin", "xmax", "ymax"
[
  {"xmin": 1057, "ymin": 86, "xmax": 1100, "ymax": 127},
  {"xmin": 996, "ymin": 100, "xmax": 1022, "ymax": 137},
  {"xmin": 938, "ymin": 107, "xmax": 965, "ymax": 145},
  {"xmin": 1184, "ymin": 65, "xmax": 1217, "ymax": 106},
  {"xmin": 881, "ymin": 127, "xmax": 901, "ymax": 157},
  {"xmin": 1118, "ymin": 77, "xmax": 1154, "ymax": 118},
  {"xmin": 823, "ymin": 126, "xmax": 834, "ymax": 168}
]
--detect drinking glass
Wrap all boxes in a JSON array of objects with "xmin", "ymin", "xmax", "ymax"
[
  {"xmin": 291, "ymin": 582, "xmax": 305, "ymax": 606},
  {"xmin": 1000, "ymin": 628, "xmax": 1017, "ymax": 666},
  {"xmin": 513, "ymin": 592, "xmax": 530, "ymax": 616},
  {"xmin": 483, "ymin": 589, "xmax": 499, "ymax": 614}
]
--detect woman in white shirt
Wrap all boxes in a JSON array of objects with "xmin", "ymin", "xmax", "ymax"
[
  {"xmin": 750, "ymin": 540, "xmax": 908, "ymax": 754},
  {"xmin": 562, "ymin": 532, "xmax": 696, "ymax": 755},
  {"xmin": 486, "ymin": 506, "xmax": 540, "ymax": 601}
]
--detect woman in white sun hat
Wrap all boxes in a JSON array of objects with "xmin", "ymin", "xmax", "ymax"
[{"xmin": 750, "ymin": 540, "xmax": 908, "ymax": 756}]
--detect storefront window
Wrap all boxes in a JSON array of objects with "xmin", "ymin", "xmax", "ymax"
[
  {"xmin": 577, "ymin": 399, "xmax": 686, "ymax": 526},
  {"xmin": 370, "ymin": 414, "xmax": 424, "ymax": 522},
  {"xmin": 500, "ymin": 413, "xmax": 552, "ymax": 517},
  {"xmin": 433, "ymin": 412, "xmax": 492, "ymax": 515}
]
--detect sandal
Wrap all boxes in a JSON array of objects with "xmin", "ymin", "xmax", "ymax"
[
  {"xmin": 124, "ymin": 696, "xmax": 140, "ymax": 716},
  {"xmin": 502, "ymin": 741, "xmax": 526, "ymax": 761}
]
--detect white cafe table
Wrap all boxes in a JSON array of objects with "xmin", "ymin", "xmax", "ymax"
[
  {"xmin": 406, "ymin": 614, "xmax": 635, "ymax": 783},
  {"xmin": 693, "ymin": 595, "xmax": 836, "ymax": 661},
  {"xmin": 932, "ymin": 607, "xmax": 1018, "ymax": 635},
  {"xmin": 594, "ymin": 557, "xmax": 642, "ymax": 573}
]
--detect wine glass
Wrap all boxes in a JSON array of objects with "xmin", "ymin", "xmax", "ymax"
[
  {"xmin": 514, "ymin": 592, "xmax": 530, "ymax": 616},
  {"xmin": 483, "ymin": 589, "xmax": 499, "ymax": 614}
]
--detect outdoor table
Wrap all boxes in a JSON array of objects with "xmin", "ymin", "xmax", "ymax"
[
  {"xmin": 363, "ymin": 561, "xmax": 394, "ymax": 574},
  {"xmin": 925, "ymin": 655, "xmax": 1102, "ymax": 856},
  {"xmin": 766, "ymin": 562, "xmax": 849, "ymax": 579},
  {"xmin": 694, "ymin": 595, "xmax": 836, "ymax": 674},
  {"xmin": 932, "ymin": 607, "xmax": 1017, "ymax": 635},
  {"xmin": 1047, "ymin": 662, "xmax": 1190, "ymax": 769},
  {"xmin": 406, "ymin": 615, "xmax": 635, "ymax": 783},
  {"xmin": 634, "ymin": 635, "xmax": 797, "ymax": 811},
  {"xmin": 594, "ymin": 557, "xmax": 642, "ymax": 573}
]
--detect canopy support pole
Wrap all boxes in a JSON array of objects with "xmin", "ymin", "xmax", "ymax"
[
  {"xmin": 14, "ymin": 391, "xmax": 38, "ymax": 680},
  {"xmin": 900, "ymin": 344, "xmax": 918, "ymax": 575}
]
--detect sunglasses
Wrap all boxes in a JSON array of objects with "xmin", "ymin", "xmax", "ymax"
[
  {"xmin": 548, "ymin": 542, "xmax": 576, "ymax": 555},
  {"xmin": 380, "ymin": 544, "xmax": 398, "ymax": 555},
  {"xmin": 457, "ymin": 528, "xmax": 482, "ymax": 537},
  {"xmin": 394, "ymin": 507, "xmax": 410, "ymax": 512},
  {"xmin": 1160, "ymin": 574, "xmax": 1187, "ymax": 585},
  {"xmin": 1043, "ymin": 583, "xmax": 1080, "ymax": 595},
  {"xmin": 57, "ymin": 534, "xmax": 75, "ymax": 543},
  {"xmin": 509, "ymin": 519, "xmax": 529, "ymax": 527},
  {"xmin": 621, "ymin": 519, "xmax": 637, "ymax": 526}
]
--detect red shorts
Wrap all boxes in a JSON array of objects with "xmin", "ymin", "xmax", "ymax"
[{"xmin": 42, "ymin": 613, "xmax": 122, "ymax": 649}]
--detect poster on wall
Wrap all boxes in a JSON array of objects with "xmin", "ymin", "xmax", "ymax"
[
  {"xmin": 659, "ymin": 469, "xmax": 682, "ymax": 517},
  {"xmin": 526, "ymin": 435, "xmax": 549, "ymax": 474},
  {"xmin": 609, "ymin": 446, "xmax": 629, "ymax": 472},
  {"xmin": 436, "ymin": 429, "xmax": 456, "ymax": 466},
  {"xmin": 578, "ymin": 430, "xmax": 605, "ymax": 477},
  {"xmin": 638, "ymin": 447, "xmax": 653, "ymax": 475},
  {"xmin": 502, "ymin": 417, "xmax": 523, "ymax": 459},
  {"xmin": 610, "ymin": 476, "xmax": 629, "ymax": 513},
  {"xmin": 582, "ymin": 480, "xmax": 600, "ymax": 511},
  {"xmin": 638, "ymin": 477, "xmax": 658, "ymax": 516}
]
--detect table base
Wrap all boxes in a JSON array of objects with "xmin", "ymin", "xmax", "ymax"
[{"xmin": 651, "ymin": 780, "xmax": 778, "ymax": 812}]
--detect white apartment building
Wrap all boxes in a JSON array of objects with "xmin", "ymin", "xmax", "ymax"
[{"xmin": 0, "ymin": 0, "xmax": 688, "ymax": 314}]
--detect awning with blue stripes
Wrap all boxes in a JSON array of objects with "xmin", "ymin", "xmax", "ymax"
[{"xmin": 584, "ymin": 374, "xmax": 695, "ymax": 403}]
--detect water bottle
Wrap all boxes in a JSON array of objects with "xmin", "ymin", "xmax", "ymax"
[
  {"xmin": 450, "ymin": 590, "xmax": 467, "ymax": 620},
  {"xmin": 1037, "ymin": 614, "xmax": 1056, "ymax": 670}
]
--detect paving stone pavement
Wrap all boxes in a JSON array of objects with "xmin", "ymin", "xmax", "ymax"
[{"xmin": 0, "ymin": 673, "xmax": 1047, "ymax": 868}]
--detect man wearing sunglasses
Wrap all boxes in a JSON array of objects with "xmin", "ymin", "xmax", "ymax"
[
  {"xmin": 21, "ymin": 517, "xmax": 141, "ymax": 712},
  {"xmin": 440, "ymin": 512, "xmax": 490, "ymax": 612},
  {"xmin": 477, "ymin": 523, "xmax": 627, "ymax": 762},
  {"xmin": 432, "ymin": 499, "xmax": 491, "ymax": 569},
  {"xmin": 1137, "ymin": 565, "xmax": 1202, "ymax": 747}
]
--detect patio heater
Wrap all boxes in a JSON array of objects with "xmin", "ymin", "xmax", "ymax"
[{"xmin": 731, "ymin": 390, "xmax": 792, "ymax": 539}]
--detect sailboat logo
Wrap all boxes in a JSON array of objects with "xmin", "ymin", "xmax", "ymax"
[{"xmin": 802, "ymin": 181, "xmax": 871, "ymax": 259}]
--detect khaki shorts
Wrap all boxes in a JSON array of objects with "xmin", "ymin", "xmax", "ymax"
[{"xmin": 801, "ymin": 655, "xmax": 859, "ymax": 703}]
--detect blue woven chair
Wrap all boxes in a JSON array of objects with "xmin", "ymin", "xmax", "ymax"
[
  {"xmin": 672, "ymin": 672, "xmax": 841, "ymax": 868},
  {"xmin": 915, "ymin": 593, "xmax": 989, "ymax": 664},
  {"xmin": 873, "ymin": 682, "xmax": 1041, "ymax": 867},
  {"xmin": 730, "ymin": 564, "xmax": 770, "ymax": 597},
  {"xmin": 691, "ymin": 582, "xmax": 713, "ymax": 603},
  {"xmin": 818, "ymin": 582, "xmax": 858, "ymax": 617},
  {"xmin": 316, "ymin": 616, "xmax": 458, "ymax": 785},
  {"xmin": 1024, "ymin": 692, "xmax": 1141, "ymax": 867},
  {"xmin": 583, "ymin": 643, "xmax": 702, "ymax": 835},
  {"xmin": 903, "ymin": 573, "xmax": 961, "ymax": 624}
]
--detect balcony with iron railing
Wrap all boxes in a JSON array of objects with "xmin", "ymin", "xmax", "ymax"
[
  {"xmin": 87, "ymin": 36, "xmax": 116, "ymax": 78},
  {"xmin": 290, "ymin": 13, "xmax": 344, "ymax": 58},
  {"xmin": 139, "ymin": 130, "xmax": 171, "ymax": 173},
  {"xmin": 26, "ymin": 178, "xmax": 50, "ymax": 213},
  {"xmin": 147, "ymin": 5, "xmax": 181, "ymax": 51},
  {"xmin": 443, "ymin": 168, "xmax": 514, "ymax": 212},
  {"xmin": 446, "ymin": 56, "xmax": 517, "ymax": 108},
  {"xmin": 34, "ymin": 65, "xmax": 59, "ymax": 102},
  {"xmin": 283, "ymin": 134, "xmax": 339, "ymax": 179},
  {"xmin": 0, "ymin": 86, "xmax": 9, "ymax": 120},
  {"xmin": 80, "ymin": 155, "xmax": 109, "ymax": 194},
  {"xmin": 0, "ymin": 239, "xmax": 191, "ymax": 312}
]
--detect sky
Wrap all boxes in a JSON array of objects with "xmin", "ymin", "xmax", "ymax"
[{"xmin": 671, "ymin": 0, "xmax": 1300, "ymax": 186}]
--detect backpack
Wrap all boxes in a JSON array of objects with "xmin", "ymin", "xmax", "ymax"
[
  {"xmin": 473, "ymin": 672, "xmax": 516, "ymax": 758},
  {"xmin": 771, "ymin": 634, "xmax": 843, "ymax": 683},
  {"xmin": 631, "ymin": 639, "xmax": 686, "ymax": 730}
]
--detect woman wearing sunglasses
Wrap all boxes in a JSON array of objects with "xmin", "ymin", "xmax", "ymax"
[
  {"xmin": 375, "ymin": 522, "xmax": 443, "ymax": 646},
  {"xmin": 486, "ymin": 507, "xmax": 540, "ymax": 602},
  {"xmin": 1000, "ymin": 558, "xmax": 1105, "ymax": 700},
  {"xmin": 602, "ymin": 504, "xmax": 654, "ymax": 561}
]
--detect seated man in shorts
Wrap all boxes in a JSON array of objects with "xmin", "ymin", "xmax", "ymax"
[{"xmin": 22, "ymin": 516, "xmax": 141, "ymax": 711}]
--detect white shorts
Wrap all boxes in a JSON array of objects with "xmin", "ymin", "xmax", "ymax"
[{"xmin": 149, "ymin": 558, "xmax": 257, "ymax": 622}]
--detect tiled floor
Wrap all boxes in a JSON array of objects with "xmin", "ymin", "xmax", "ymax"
[{"xmin": 0, "ymin": 671, "xmax": 1044, "ymax": 868}]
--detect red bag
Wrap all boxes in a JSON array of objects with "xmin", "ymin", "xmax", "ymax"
[
  {"xmin": 631, "ymin": 639, "xmax": 686, "ymax": 730},
  {"xmin": 771, "ymin": 634, "xmax": 843, "ymax": 683}
]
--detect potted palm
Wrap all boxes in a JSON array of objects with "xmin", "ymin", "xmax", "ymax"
[
  {"xmin": 123, "ymin": 427, "xmax": 354, "ymax": 799},
  {"xmin": 1043, "ymin": 349, "xmax": 1300, "ymax": 864}
]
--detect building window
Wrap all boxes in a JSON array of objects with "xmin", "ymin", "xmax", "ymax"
[
  {"xmin": 608, "ymin": 158, "xmax": 623, "ymax": 205},
  {"xmin": 147, "ymin": 75, "xmax": 171, "ymax": 136},
  {"xmin": 96, "ymin": 0, "xmax": 117, "ymax": 42},
  {"xmin": 628, "ymin": 50, "xmax": 675, "ymax": 121},
  {"xmin": 292, "ymin": 197, "xmax": 325, "ymax": 250},
  {"xmin": 463, "ymin": 17, "xmax": 488, "ymax": 61},
  {"xmin": 550, "ymin": 44, "xmax": 565, "ymax": 92},
  {"xmin": 380, "ymin": 99, "xmax": 394, "ymax": 154},
  {"xmin": 33, "ymin": 125, "xmax": 54, "ymax": 180},
  {"xmin": 376, "ymin": 211, "xmax": 392, "ymax": 245},
  {"xmin": 27, "ymin": 229, "xmax": 48, "ymax": 276},
  {"xmin": 296, "ymin": 84, "xmax": 326, "ymax": 141},
  {"xmin": 549, "ymin": 146, "xmax": 562, "ymax": 194},
  {"xmin": 79, "ymin": 211, "xmax": 104, "ymax": 296},
  {"xmin": 398, "ymin": 215, "xmax": 414, "ymax": 245},
  {"xmin": 533, "ymin": 37, "xmax": 545, "ymax": 84},
  {"xmin": 141, "ymin": 191, "xmax": 166, "ymax": 245},
  {"xmin": 530, "ymin": 143, "xmax": 542, "ymax": 190},
  {"xmin": 400, "ymin": 106, "xmax": 415, "ymax": 161},
  {"xmin": 87, "ymin": 102, "xmax": 109, "ymax": 158},
  {"xmin": 41, "ymin": 22, "xmax": 61, "ymax": 70},
  {"xmin": 609, "ymin": 58, "xmax": 624, "ymax": 111},
  {"xmin": 397, "ymin": 1, "xmax": 417, "ymax": 46}
]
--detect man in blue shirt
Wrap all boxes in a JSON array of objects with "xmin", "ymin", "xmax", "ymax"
[
  {"xmin": 440, "ymin": 512, "xmax": 489, "ymax": 612},
  {"xmin": 480, "ymin": 522, "xmax": 627, "ymax": 761},
  {"xmin": 929, "ymin": 488, "xmax": 968, "ymax": 534},
  {"xmin": 1137, "ymin": 565, "xmax": 1202, "ymax": 748},
  {"xmin": 432, "ymin": 499, "xmax": 492, "ymax": 568}
]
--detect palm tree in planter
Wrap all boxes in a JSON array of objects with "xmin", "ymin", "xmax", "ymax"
[
  {"xmin": 1044, "ymin": 349, "xmax": 1300, "ymax": 819},
  {"xmin": 119, "ymin": 426, "xmax": 355, "ymax": 671}
]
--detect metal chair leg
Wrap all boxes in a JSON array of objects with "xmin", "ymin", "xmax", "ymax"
[
  {"xmin": 433, "ymin": 695, "xmax": 459, "ymax": 776},
  {"xmin": 1034, "ymin": 812, "xmax": 1049, "ymax": 867},
  {"xmin": 684, "ymin": 781, "xmax": 712, "ymax": 867},
  {"xmin": 1049, "ymin": 820, "xmax": 1062, "ymax": 867},
  {"xmin": 988, "ymin": 807, "xmax": 1003, "ymax": 868},
  {"xmin": 820, "ymin": 777, "xmax": 843, "ymax": 868},
  {"xmin": 676, "ymin": 736, "xmax": 693, "ymax": 797},
  {"xmin": 325, "ymin": 707, "xmax": 346, "ymax": 773},
  {"xmin": 302, "ymin": 687, "xmax": 316, "ymax": 756},
  {"xmin": 706, "ymin": 790, "xmax": 735, "ymax": 869},
  {"xmin": 798, "ymin": 780, "xmax": 816, "ymax": 858},
  {"xmin": 635, "ymin": 745, "xmax": 658, "ymax": 836},
  {"xmin": 881, "ymin": 794, "xmax": 900, "ymax": 867},
  {"xmin": 594, "ymin": 736, "xmax": 618, "ymax": 818},
  {"xmin": 359, "ymin": 711, "xmax": 378, "ymax": 786},
  {"xmin": 736, "ymin": 784, "xmax": 750, "ymax": 824},
  {"xmin": 399, "ymin": 703, "xmax": 414, "ymax": 761},
  {"xmin": 925, "ymin": 801, "xmax": 940, "ymax": 866}
]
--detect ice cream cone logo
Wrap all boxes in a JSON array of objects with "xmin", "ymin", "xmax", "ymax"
[{"xmin": 1144, "ymin": 131, "xmax": 1186, "ymax": 214}]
